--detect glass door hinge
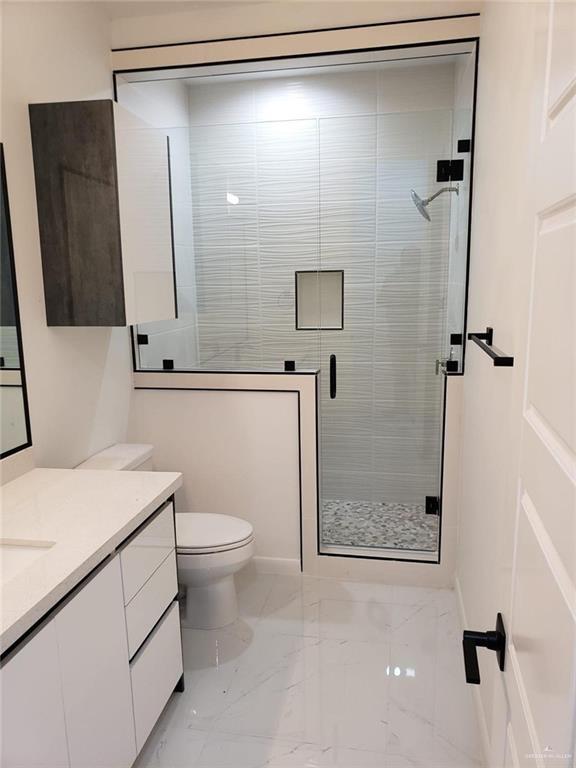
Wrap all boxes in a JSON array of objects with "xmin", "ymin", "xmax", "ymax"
[
  {"xmin": 425, "ymin": 496, "xmax": 440, "ymax": 515},
  {"xmin": 437, "ymin": 159, "xmax": 464, "ymax": 182}
]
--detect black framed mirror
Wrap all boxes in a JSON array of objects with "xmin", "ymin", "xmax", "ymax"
[{"xmin": 1, "ymin": 144, "xmax": 32, "ymax": 458}]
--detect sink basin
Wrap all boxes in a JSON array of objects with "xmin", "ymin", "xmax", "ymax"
[{"xmin": 0, "ymin": 538, "xmax": 56, "ymax": 584}]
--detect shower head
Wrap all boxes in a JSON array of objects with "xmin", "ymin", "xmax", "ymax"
[
  {"xmin": 410, "ymin": 189, "xmax": 431, "ymax": 222},
  {"xmin": 410, "ymin": 185, "xmax": 459, "ymax": 222}
]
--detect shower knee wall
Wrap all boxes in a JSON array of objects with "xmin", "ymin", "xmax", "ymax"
[
  {"xmin": 126, "ymin": 372, "xmax": 464, "ymax": 587},
  {"xmin": 128, "ymin": 384, "xmax": 303, "ymax": 576}
]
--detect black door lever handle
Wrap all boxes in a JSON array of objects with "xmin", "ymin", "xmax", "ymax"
[{"xmin": 462, "ymin": 613, "xmax": 506, "ymax": 684}]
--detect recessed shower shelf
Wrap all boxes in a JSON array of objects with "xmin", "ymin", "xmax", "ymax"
[{"xmin": 467, "ymin": 327, "xmax": 514, "ymax": 367}]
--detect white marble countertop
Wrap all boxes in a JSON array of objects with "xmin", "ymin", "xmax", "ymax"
[{"xmin": 0, "ymin": 468, "xmax": 182, "ymax": 652}]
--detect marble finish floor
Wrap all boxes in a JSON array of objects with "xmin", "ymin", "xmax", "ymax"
[
  {"xmin": 135, "ymin": 569, "xmax": 483, "ymax": 768},
  {"xmin": 322, "ymin": 500, "xmax": 439, "ymax": 552}
]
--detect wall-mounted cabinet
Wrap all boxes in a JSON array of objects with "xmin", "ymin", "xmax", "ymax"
[{"xmin": 29, "ymin": 99, "xmax": 176, "ymax": 327}]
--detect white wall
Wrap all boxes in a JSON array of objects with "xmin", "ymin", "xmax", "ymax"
[
  {"xmin": 109, "ymin": 1, "xmax": 481, "ymax": 49},
  {"xmin": 1, "ymin": 2, "xmax": 132, "ymax": 468},
  {"xmin": 128, "ymin": 387, "xmax": 301, "ymax": 569}
]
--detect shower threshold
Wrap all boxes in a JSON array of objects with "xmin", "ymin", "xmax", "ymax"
[
  {"xmin": 321, "ymin": 499, "xmax": 439, "ymax": 556},
  {"xmin": 320, "ymin": 542, "xmax": 439, "ymax": 562}
]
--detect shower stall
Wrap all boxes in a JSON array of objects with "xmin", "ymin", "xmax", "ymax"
[{"xmin": 118, "ymin": 41, "xmax": 476, "ymax": 562}]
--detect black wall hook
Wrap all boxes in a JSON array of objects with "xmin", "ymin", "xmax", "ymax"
[{"xmin": 462, "ymin": 613, "xmax": 506, "ymax": 684}]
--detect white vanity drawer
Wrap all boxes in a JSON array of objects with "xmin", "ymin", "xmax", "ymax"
[
  {"xmin": 125, "ymin": 552, "xmax": 178, "ymax": 658},
  {"xmin": 130, "ymin": 601, "xmax": 182, "ymax": 752},
  {"xmin": 121, "ymin": 502, "xmax": 175, "ymax": 604}
]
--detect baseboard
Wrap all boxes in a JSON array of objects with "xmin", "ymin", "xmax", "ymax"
[
  {"xmin": 454, "ymin": 576, "xmax": 492, "ymax": 768},
  {"xmin": 252, "ymin": 556, "xmax": 300, "ymax": 575}
]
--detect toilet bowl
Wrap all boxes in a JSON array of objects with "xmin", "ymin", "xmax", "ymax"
[
  {"xmin": 76, "ymin": 444, "xmax": 255, "ymax": 631},
  {"xmin": 176, "ymin": 513, "xmax": 254, "ymax": 629}
]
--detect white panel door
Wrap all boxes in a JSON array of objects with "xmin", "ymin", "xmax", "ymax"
[
  {"xmin": 0, "ymin": 621, "xmax": 69, "ymax": 767},
  {"xmin": 55, "ymin": 556, "xmax": 137, "ymax": 768},
  {"xmin": 496, "ymin": 2, "xmax": 576, "ymax": 765}
]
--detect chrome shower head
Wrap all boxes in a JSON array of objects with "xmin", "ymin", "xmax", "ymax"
[
  {"xmin": 410, "ymin": 185, "xmax": 459, "ymax": 222},
  {"xmin": 410, "ymin": 189, "xmax": 431, "ymax": 222}
]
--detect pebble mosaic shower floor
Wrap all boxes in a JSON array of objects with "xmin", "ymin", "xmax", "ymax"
[{"xmin": 321, "ymin": 500, "xmax": 439, "ymax": 552}]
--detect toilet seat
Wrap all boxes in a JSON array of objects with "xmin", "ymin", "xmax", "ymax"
[{"xmin": 176, "ymin": 513, "xmax": 254, "ymax": 555}]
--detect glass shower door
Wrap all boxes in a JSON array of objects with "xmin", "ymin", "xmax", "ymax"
[{"xmin": 317, "ymin": 109, "xmax": 456, "ymax": 558}]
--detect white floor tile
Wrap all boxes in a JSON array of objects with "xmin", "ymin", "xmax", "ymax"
[
  {"xmin": 136, "ymin": 572, "xmax": 483, "ymax": 768},
  {"xmin": 196, "ymin": 732, "xmax": 402, "ymax": 768},
  {"xmin": 134, "ymin": 724, "xmax": 207, "ymax": 767}
]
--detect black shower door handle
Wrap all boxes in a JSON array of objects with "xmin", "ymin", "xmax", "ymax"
[{"xmin": 330, "ymin": 354, "xmax": 337, "ymax": 399}]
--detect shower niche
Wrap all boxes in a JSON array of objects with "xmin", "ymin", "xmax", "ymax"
[
  {"xmin": 118, "ymin": 38, "xmax": 477, "ymax": 562},
  {"xmin": 295, "ymin": 271, "xmax": 344, "ymax": 331}
]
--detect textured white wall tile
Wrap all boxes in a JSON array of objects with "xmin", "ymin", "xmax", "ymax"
[
  {"xmin": 377, "ymin": 60, "xmax": 455, "ymax": 114},
  {"xmin": 157, "ymin": 59, "xmax": 465, "ymax": 529},
  {"xmin": 189, "ymin": 81, "xmax": 256, "ymax": 126}
]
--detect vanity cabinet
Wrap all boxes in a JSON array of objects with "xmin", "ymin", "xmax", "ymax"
[
  {"xmin": 1, "ymin": 557, "xmax": 136, "ymax": 768},
  {"xmin": 131, "ymin": 601, "xmax": 182, "ymax": 751},
  {"xmin": 29, "ymin": 99, "xmax": 176, "ymax": 327},
  {"xmin": 0, "ymin": 500, "xmax": 183, "ymax": 768},
  {"xmin": 120, "ymin": 501, "xmax": 183, "ymax": 749},
  {"xmin": 0, "ymin": 621, "xmax": 69, "ymax": 767},
  {"xmin": 55, "ymin": 556, "xmax": 136, "ymax": 767}
]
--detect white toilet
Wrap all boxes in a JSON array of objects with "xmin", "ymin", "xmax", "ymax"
[
  {"xmin": 176, "ymin": 513, "xmax": 254, "ymax": 629},
  {"xmin": 76, "ymin": 443, "xmax": 254, "ymax": 629}
]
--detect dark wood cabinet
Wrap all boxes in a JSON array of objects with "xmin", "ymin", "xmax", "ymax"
[{"xmin": 29, "ymin": 99, "xmax": 176, "ymax": 327}]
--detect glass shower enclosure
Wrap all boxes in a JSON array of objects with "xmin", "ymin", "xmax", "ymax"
[{"xmin": 121, "ymin": 42, "xmax": 476, "ymax": 562}]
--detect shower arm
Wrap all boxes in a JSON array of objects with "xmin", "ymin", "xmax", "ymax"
[{"xmin": 424, "ymin": 186, "xmax": 459, "ymax": 205}]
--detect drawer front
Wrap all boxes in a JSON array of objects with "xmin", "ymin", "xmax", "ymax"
[
  {"xmin": 130, "ymin": 601, "xmax": 183, "ymax": 753},
  {"xmin": 121, "ymin": 502, "xmax": 175, "ymax": 604},
  {"xmin": 125, "ymin": 552, "xmax": 178, "ymax": 658}
]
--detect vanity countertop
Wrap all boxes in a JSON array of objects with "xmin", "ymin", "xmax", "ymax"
[{"xmin": 0, "ymin": 467, "xmax": 182, "ymax": 652}]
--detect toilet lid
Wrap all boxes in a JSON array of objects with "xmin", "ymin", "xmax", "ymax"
[{"xmin": 176, "ymin": 513, "xmax": 254, "ymax": 552}]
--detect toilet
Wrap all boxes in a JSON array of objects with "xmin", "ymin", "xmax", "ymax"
[
  {"xmin": 176, "ymin": 513, "xmax": 253, "ymax": 629},
  {"xmin": 76, "ymin": 443, "xmax": 254, "ymax": 629}
]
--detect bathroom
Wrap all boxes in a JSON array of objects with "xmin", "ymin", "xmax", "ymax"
[{"xmin": 0, "ymin": 2, "xmax": 574, "ymax": 767}]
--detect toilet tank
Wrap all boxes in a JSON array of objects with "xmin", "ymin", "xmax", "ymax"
[{"xmin": 75, "ymin": 443, "xmax": 155, "ymax": 471}]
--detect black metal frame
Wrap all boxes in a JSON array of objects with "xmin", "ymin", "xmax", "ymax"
[
  {"xmin": 114, "ymin": 29, "xmax": 480, "ymax": 567},
  {"xmin": 0, "ymin": 144, "xmax": 33, "ymax": 460},
  {"xmin": 166, "ymin": 136, "xmax": 179, "ymax": 319},
  {"xmin": 117, "ymin": 36, "xmax": 478, "ymax": 380},
  {"xmin": 112, "ymin": 39, "xmax": 479, "ymax": 81},
  {"xmin": 315, "ymin": 370, "xmax": 447, "ymax": 565},
  {"xmin": 295, "ymin": 269, "xmax": 344, "ymax": 331},
  {"xmin": 450, "ymin": 38, "xmax": 480, "ymax": 377}
]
